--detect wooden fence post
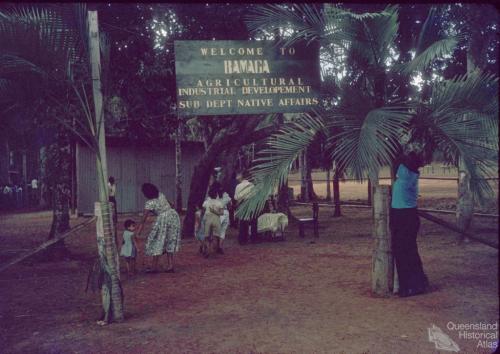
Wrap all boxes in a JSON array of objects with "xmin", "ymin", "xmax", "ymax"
[{"xmin": 371, "ymin": 185, "xmax": 393, "ymax": 296}]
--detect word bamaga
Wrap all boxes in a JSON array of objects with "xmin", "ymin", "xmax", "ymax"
[{"xmin": 201, "ymin": 46, "xmax": 271, "ymax": 74}]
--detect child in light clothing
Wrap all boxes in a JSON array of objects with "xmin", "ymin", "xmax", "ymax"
[
  {"xmin": 202, "ymin": 188, "xmax": 223, "ymax": 258},
  {"xmin": 120, "ymin": 219, "xmax": 137, "ymax": 275},
  {"xmin": 194, "ymin": 204, "xmax": 206, "ymax": 254}
]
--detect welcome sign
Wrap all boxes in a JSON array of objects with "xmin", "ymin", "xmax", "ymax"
[{"xmin": 174, "ymin": 40, "xmax": 321, "ymax": 116}]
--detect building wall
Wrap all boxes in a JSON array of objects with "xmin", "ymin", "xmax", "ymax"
[{"xmin": 76, "ymin": 142, "xmax": 204, "ymax": 214}]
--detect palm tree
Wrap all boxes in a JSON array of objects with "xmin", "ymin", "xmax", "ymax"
[
  {"xmin": 236, "ymin": 4, "xmax": 498, "ymax": 220},
  {"xmin": 0, "ymin": 4, "xmax": 124, "ymax": 322}
]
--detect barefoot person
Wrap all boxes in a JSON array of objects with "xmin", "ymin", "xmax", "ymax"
[
  {"xmin": 390, "ymin": 151, "xmax": 429, "ymax": 297},
  {"xmin": 137, "ymin": 183, "xmax": 181, "ymax": 273}
]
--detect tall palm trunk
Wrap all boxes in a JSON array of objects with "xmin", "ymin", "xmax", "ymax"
[{"xmin": 89, "ymin": 10, "xmax": 123, "ymax": 322}]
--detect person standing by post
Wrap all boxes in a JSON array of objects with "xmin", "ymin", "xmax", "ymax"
[
  {"xmin": 108, "ymin": 176, "xmax": 118, "ymax": 225},
  {"xmin": 234, "ymin": 171, "xmax": 259, "ymax": 245},
  {"xmin": 390, "ymin": 151, "xmax": 429, "ymax": 297}
]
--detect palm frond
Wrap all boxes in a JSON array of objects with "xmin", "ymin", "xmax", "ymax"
[
  {"xmin": 397, "ymin": 36, "xmax": 461, "ymax": 75},
  {"xmin": 415, "ymin": 69, "xmax": 499, "ymax": 201},
  {"xmin": 395, "ymin": 6, "xmax": 462, "ymax": 75},
  {"xmin": 343, "ymin": 5, "xmax": 399, "ymax": 68},
  {"xmin": 324, "ymin": 4, "xmax": 392, "ymax": 21},
  {"xmin": 245, "ymin": 4, "xmax": 373, "ymax": 49},
  {"xmin": 431, "ymin": 70, "xmax": 498, "ymax": 114},
  {"xmin": 328, "ymin": 104, "xmax": 412, "ymax": 180},
  {"xmin": 236, "ymin": 113, "xmax": 325, "ymax": 220},
  {"xmin": 0, "ymin": 4, "xmax": 88, "ymax": 79}
]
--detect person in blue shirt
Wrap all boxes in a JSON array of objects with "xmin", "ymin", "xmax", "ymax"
[{"xmin": 390, "ymin": 151, "xmax": 429, "ymax": 297}]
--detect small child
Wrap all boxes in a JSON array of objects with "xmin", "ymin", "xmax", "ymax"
[
  {"xmin": 120, "ymin": 219, "xmax": 137, "ymax": 275},
  {"xmin": 194, "ymin": 204, "xmax": 206, "ymax": 254},
  {"xmin": 202, "ymin": 188, "xmax": 224, "ymax": 258}
]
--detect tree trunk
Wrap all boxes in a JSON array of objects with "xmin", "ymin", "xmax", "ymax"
[
  {"xmin": 182, "ymin": 116, "xmax": 266, "ymax": 237},
  {"xmin": 70, "ymin": 138, "xmax": 77, "ymax": 215},
  {"xmin": 456, "ymin": 157, "xmax": 473, "ymax": 241},
  {"xmin": 44, "ymin": 129, "xmax": 71, "ymax": 256},
  {"xmin": 333, "ymin": 164, "xmax": 341, "ymax": 217},
  {"xmin": 0, "ymin": 138, "xmax": 8, "ymax": 184},
  {"xmin": 175, "ymin": 119, "xmax": 182, "ymax": 213},
  {"xmin": 219, "ymin": 146, "xmax": 240, "ymax": 196},
  {"xmin": 48, "ymin": 185, "xmax": 70, "ymax": 240},
  {"xmin": 88, "ymin": 10, "xmax": 123, "ymax": 323},
  {"xmin": 95, "ymin": 202, "xmax": 122, "ymax": 323},
  {"xmin": 367, "ymin": 179, "xmax": 372, "ymax": 206},
  {"xmin": 46, "ymin": 183, "xmax": 71, "ymax": 259},
  {"xmin": 371, "ymin": 185, "xmax": 393, "ymax": 296},
  {"xmin": 456, "ymin": 51, "xmax": 475, "ymax": 242},
  {"xmin": 300, "ymin": 150, "xmax": 308, "ymax": 202},
  {"xmin": 326, "ymin": 168, "xmax": 331, "ymax": 201},
  {"xmin": 39, "ymin": 146, "xmax": 48, "ymax": 207},
  {"xmin": 306, "ymin": 162, "xmax": 317, "ymax": 201},
  {"xmin": 277, "ymin": 178, "xmax": 291, "ymax": 219}
]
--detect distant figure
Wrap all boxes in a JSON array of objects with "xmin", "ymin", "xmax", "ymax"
[
  {"xmin": 202, "ymin": 187, "xmax": 224, "ymax": 258},
  {"xmin": 390, "ymin": 151, "xmax": 429, "ymax": 297},
  {"xmin": 194, "ymin": 203, "xmax": 206, "ymax": 254},
  {"xmin": 120, "ymin": 219, "xmax": 137, "ymax": 276},
  {"xmin": 137, "ymin": 183, "xmax": 181, "ymax": 273},
  {"xmin": 108, "ymin": 177, "xmax": 117, "ymax": 225},
  {"xmin": 234, "ymin": 171, "xmax": 258, "ymax": 244},
  {"xmin": 228, "ymin": 171, "xmax": 239, "ymax": 228},
  {"xmin": 31, "ymin": 178, "xmax": 39, "ymax": 206},
  {"xmin": 213, "ymin": 182, "xmax": 231, "ymax": 254}
]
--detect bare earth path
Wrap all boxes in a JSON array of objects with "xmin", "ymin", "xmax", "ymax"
[{"xmin": 0, "ymin": 206, "xmax": 497, "ymax": 353}]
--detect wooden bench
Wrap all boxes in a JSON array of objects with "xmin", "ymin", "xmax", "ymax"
[{"xmin": 298, "ymin": 201, "xmax": 319, "ymax": 238}]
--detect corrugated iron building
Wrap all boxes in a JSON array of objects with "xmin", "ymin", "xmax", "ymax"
[{"xmin": 76, "ymin": 139, "xmax": 204, "ymax": 214}]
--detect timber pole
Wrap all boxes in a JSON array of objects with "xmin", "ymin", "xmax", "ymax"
[{"xmin": 371, "ymin": 185, "xmax": 394, "ymax": 296}]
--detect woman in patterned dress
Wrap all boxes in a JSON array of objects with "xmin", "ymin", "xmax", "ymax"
[{"xmin": 136, "ymin": 183, "xmax": 181, "ymax": 273}]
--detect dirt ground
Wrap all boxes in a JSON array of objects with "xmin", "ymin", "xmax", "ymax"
[{"xmin": 0, "ymin": 197, "xmax": 498, "ymax": 353}]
